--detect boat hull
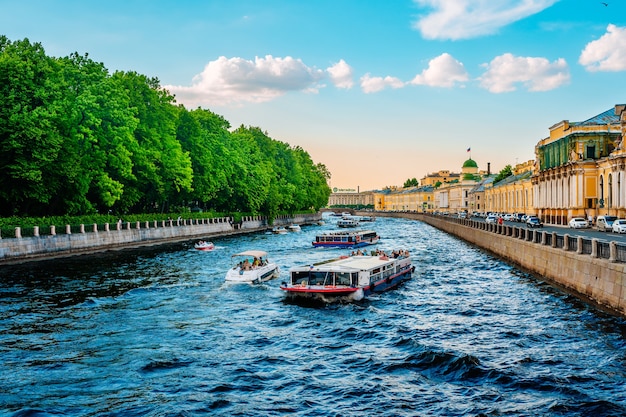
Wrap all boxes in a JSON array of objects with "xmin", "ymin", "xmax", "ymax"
[{"xmin": 225, "ymin": 264, "xmax": 280, "ymax": 284}]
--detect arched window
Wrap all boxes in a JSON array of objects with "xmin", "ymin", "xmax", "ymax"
[
  {"xmin": 600, "ymin": 175, "xmax": 605, "ymax": 207},
  {"xmin": 619, "ymin": 173, "xmax": 623, "ymax": 208},
  {"xmin": 608, "ymin": 174, "xmax": 613, "ymax": 209}
]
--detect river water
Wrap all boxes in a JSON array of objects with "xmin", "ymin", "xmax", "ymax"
[{"xmin": 1, "ymin": 215, "xmax": 625, "ymax": 417}]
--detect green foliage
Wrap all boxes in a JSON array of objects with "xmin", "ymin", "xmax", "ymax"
[
  {"xmin": 0, "ymin": 36, "xmax": 331, "ymax": 217},
  {"xmin": 403, "ymin": 178, "xmax": 419, "ymax": 187},
  {"xmin": 493, "ymin": 165, "xmax": 513, "ymax": 184}
]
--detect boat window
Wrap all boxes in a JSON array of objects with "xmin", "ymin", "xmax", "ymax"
[
  {"xmin": 309, "ymin": 271, "xmax": 327, "ymax": 285},
  {"xmin": 335, "ymin": 272, "xmax": 351, "ymax": 286},
  {"xmin": 291, "ymin": 271, "xmax": 310, "ymax": 285}
]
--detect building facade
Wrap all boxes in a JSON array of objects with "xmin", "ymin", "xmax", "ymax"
[
  {"xmin": 327, "ymin": 190, "xmax": 375, "ymax": 208},
  {"xmin": 532, "ymin": 105, "xmax": 626, "ymax": 225}
]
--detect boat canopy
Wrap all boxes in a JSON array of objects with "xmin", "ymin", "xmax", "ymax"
[{"xmin": 231, "ymin": 250, "xmax": 268, "ymax": 258}]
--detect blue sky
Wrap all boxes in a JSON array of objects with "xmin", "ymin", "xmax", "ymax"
[{"xmin": 2, "ymin": 0, "xmax": 626, "ymax": 190}]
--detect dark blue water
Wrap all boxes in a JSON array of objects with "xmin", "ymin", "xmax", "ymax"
[{"xmin": 1, "ymin": 215, "xmax": 626, "ymax": 417}]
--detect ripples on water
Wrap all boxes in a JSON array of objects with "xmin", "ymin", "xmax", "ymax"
[{"xmin": 1, "ymin": 216, "xmax": 626, "ymax": 416}]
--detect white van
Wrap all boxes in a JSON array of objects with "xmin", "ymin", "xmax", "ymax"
[{"xmin": 596, "ymin": 215, "xmax": 617, "ymax": 232}]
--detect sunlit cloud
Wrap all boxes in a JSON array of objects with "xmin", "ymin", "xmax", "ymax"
[
  {"xmin": 479, "ymin": 53, "xmax": 569, "ymax": 93},
  {"xmin": 409, "ymin": 53, "xmax": 469, "ymax": 87},
  {"xmin": 411, "ymin": 0, "xmax": 558, "ymax": 40},
  {"xmin": 360, "ymin": 74, "xmax": 405, "ymax": 93},
  {"xmin": 579, "ymin": 24, "xmax": 626, "ymax": 72},
  {"xmin": 164, "ymin": 55, "xmax": 325, "ymax": 107},
  {"xmin": 327, "ymin": 59, "xmax": 354, "ymax": 89}
]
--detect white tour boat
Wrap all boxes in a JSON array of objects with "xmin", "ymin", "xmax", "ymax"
[
  {"xmin": 337, "ymin": 217, "xmax": 360, "ymax": 228},
  {"xmin": 312, "ymin": 229, "xmax": 379, "ymax": 249},
  {"xmin": 225, "ymin": 250, "xmax": 280, "ymax": 284},
  {"xmin": 280, "ymin": 252, "xmax": 414, "ymax": 302}
]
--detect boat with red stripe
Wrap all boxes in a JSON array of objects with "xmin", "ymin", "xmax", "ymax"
[{"xmin": 280, "ymin": 251, "xmax": 414, "ymax": 302}]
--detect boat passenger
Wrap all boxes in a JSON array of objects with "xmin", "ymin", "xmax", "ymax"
[
  {"xmin": 253, "ymin": 258, "xmax": 260, "ymax": 268},
  {"xmin": 243, "ymin": 259, "xmax": 251, "ymax": 271}
]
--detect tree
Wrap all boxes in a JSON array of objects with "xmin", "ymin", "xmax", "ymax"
[
  {"xmin": 52, "ymin": 53, "xmax": 138, "ymax": 214},
  {"xmin": 403, "ymin": 178, "xmax": 419, "ymax": 188},
  {"xmin": 0, "ymin": 37, "xmax": 65, "ymax": 216},
  {"xmin": 112, "ymin": 71, "xmax": 192, "ymax": 213},
  {"xmin": 493, "ymin": 165, "xmax": 513, "ymax": 184}
]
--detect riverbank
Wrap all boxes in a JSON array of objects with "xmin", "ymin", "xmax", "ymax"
[
  {"xmin": 0, "ymin": 213, "xmax": 322, "ymax": 265},
  {"xmin": 361, "ymin": 211, "xmax": 626, "ymax": 318}
]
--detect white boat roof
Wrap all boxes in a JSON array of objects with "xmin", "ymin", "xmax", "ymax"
[
  {"xmin": 231, "ymin": 250, "xmax": 268, "ymax": 258},
  {"xmin": 319, "ymin": 229, "xmax": 376, "ymax": 235},
  {"xmin": 291, "ymin": 255, "xmax": 395, "ymax": 272}
]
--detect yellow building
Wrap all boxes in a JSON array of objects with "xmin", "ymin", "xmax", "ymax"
[
  {"xmin": 482, "ymin": 160, "xmax": 534, "ymax": 215},
  {"xmin": 420, "ymin": 170, "xmax": 460, "ymax": 187},
  {"xmin": 373, "ymin": 186, "xmax": 435, "ymax": 212},
  {"xmin": 532, "ymin": 105, "xmax": 625, "ymax": 225}
]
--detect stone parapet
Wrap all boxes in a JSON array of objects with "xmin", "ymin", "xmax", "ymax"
[{"xmin": 0, "ymin": 213, "xmax": 322, "ymax": 264}]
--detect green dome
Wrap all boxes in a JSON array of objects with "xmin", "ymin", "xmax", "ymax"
[{"xmin": 462, "ymin": 158, "xmax": 478, "ymax": 168}]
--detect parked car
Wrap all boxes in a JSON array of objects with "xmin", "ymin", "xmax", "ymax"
[
  {"xmin": 595, "ymin": 215, "xmax": 617, "ymax": 232},
  {"xmin": 485, "ymin": 215, "xmax": 498, "ymax": 225},
  {"xmin": 503, "ymin": 213, "xmax": 515, "ymax": 221},
  {"xmin": 612, "ymin": 219, "xmax": 626, "ymax": 234},
  {"xmin": 568, "ymin": 217, "xmax": 589, "ymax": 229},
  {"xmin": 526, "ymin": 216, "xmax": 543, "ymax": 228}
]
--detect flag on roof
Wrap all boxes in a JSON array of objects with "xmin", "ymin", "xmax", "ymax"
[{"xmin": 467, "ymin": 147, "xmax": 471, "ymax": 152}]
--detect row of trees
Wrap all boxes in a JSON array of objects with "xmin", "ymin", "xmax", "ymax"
[{"xmin": 0, "ymin": 36, "xmax": 331, "ymax": 218}]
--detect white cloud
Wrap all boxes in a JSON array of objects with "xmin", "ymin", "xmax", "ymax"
[
  {"xmin": 412, "ymin": 0, "xmax": 558, "ymax": 40},
  {"xmin": 164, "ymin": 55, "xmax": 325, "ymax": 107},
  {"xmin": 327, "ymin": 59, "xmax": 354, "ymax": 89},
  {"xmin": 479, "ymin": 53, "xmax": 569, "ymax": 93},
  {"xmin": 409, "ymin": 53, "xmax": 469, "ymax": 87},
  {"xmin": 579, "ymin": 24, "xmax": 626, "ymax": 72},
  {"xmin": 360, "ymin": 74, "xmax": 405, "ymax": 93}
]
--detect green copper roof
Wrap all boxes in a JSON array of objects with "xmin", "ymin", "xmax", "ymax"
[{"xmin": 462, "ymin": 158, "xmax": 478, "ymax": 168}]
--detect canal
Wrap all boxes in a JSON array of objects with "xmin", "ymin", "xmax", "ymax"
[{"xmin": 1, "ymin": 214, "xmax": 625, "ymax": 416}]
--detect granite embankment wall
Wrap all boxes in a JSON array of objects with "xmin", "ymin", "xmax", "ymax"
[
  {"xmin": 0, "ymin": 213, "xmax": 321, "ymax": 265},
  {"xmin": 366, "ymin": 211, "xmax": 626, "ymax": 318}
]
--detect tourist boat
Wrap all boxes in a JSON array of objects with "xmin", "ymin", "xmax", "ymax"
[
  {"xmin": 280, "ymin": 252, "xmax": 414, "ymax": 302},
  {"xmin": 272, "ymin": 226, "xmax": 288, "ymax": 234},
  {"xmin": 359, "ymin": 216, "xmax": 376, "ymax": 222},
  {"xmin": 225, "ymin": 250, "xmax": 280, "ymax": 284},
  {"xmin": 337, "ymin": 217, "xmax": 360, "ymax": 228},
  {"xmin": 194, "ymin": 241, "xmax": 215, "ymax": 251},
  {"xmin": 288, "ymin": 224, "xmax": 302, "ymax": 232},
  {"xmin": 312, "ymin": 229, "xmax": 379, "ymax": 248}
]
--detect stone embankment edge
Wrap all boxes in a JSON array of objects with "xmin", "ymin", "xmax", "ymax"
[
  {"xmin": 0, "ymin": 213, "xmax": 321, "ymax": 265},
  {"xmin": 362, "ymin": 211, "xmax": 626, "ymax": 319}
]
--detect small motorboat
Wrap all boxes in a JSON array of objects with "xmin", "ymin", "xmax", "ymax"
[
  {"xmin": 272, "ymin": 226, "xmax": 288, "ymax": 234},
  {"xmin": 194, "ymin": 241, "xmax": 215, "ymax": 251},
  {"xmin": 288, "ymin": 224, "xmax": 301, "ymax": 232},
  {"xmin": 225, "ymin": 250, "xmax": 280, "ymax": 284}
]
